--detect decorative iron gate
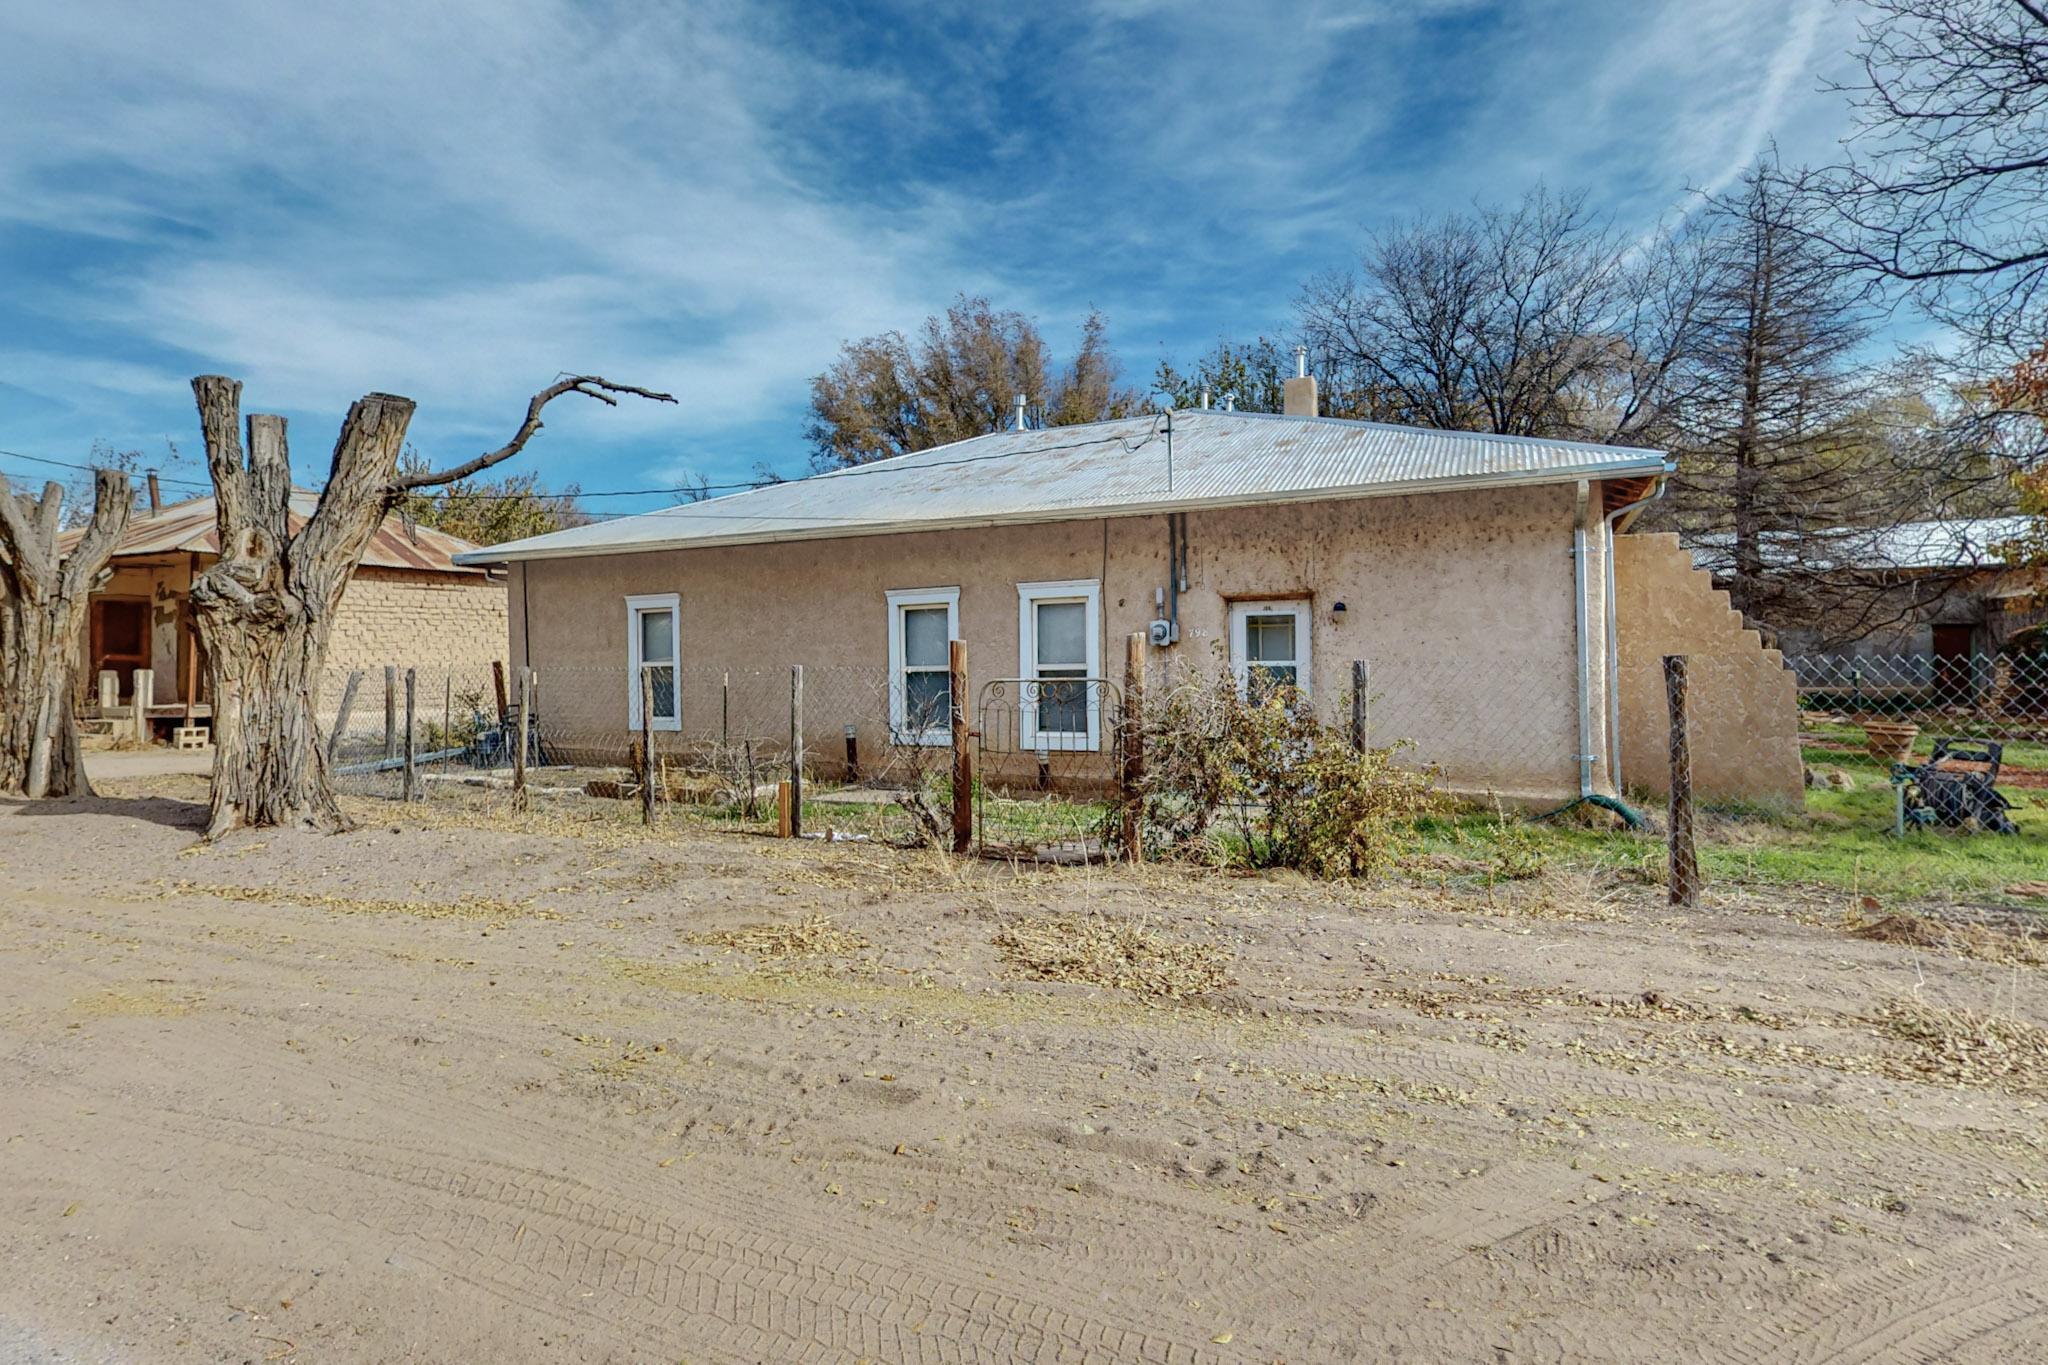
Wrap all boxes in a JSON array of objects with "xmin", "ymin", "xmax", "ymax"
[{"xmin": 973, "ymin": 677, "xmax": 1122, "ymax": 860}]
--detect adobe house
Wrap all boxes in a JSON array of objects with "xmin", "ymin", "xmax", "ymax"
[
  {"xmin": 71, "ymin": 491, "xmax": 508, "ymax": 736},
  {"xmin": 458, "ymin": 377, "xmax": 1802, "ymax": 807}
]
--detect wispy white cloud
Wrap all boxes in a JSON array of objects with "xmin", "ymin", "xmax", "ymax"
[{"xmin": 0, "ymin": 0, "xmax": 1865, "ymax": 492}]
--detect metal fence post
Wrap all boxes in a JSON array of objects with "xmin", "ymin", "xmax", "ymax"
[
  {"xmin": 402, "ymin": 667, "xmax": 418, "ymax": 802},
  {"xmin": 640, "ymin": 666, "xmax": 657, "ymax": 826},
  {"xmin": 789, "ymin": 664, "xmax": 804, "ymax": 839},
  {"xmin": 1350, "ymin": 660, "xmax": 1368, "ymax": 751},
  {"xmin": 1664, "ymin": 654, "xmax": 1700, "ymax": 908},
  {"xmin": 513, "ymin": 667, "xmax": 531, "ymax": 807},
  {"xmin": 950, "ymin": 639, "xmax": 971, "ymax": 854},
  {"xmin": 1121, "ymin": 632, "xmax": 1144, "ymax": 862}
]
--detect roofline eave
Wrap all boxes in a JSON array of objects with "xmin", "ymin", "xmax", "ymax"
[{"xmin": 455, "ymin": 457, "xmax": 1671, "ymax": 566}]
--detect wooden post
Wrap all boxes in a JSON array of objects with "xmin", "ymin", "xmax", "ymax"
[
  {"xmin": 327, "ymin": 669, "xmax": 364, "ymax": 765},
  {"xmin": 640, "ymin": 666, "xmax": 657, "ymax": 826},
  {"xmin": 131, "ymin": 668, "xmax": 153, "ymax": 743},
  {"xmin": 776, "ymin": 780, "xmax": 795, "ymax": 838},
  {"xmin": 443, "ymin": 674, "xmax": 453, "ymax": 756},
  {"xmin": 491, "ymin": 660, "xmax": 509, "ymax": 724},
  {"xmin": 789, "ymin": 664, "xmax": 804, "ymax": 839},
  {"xmin": 1121, "ymin": 632, "xmax": 1145, "ymax": 862},
  {"xmin": 183, "ymin": 631, "xmax": 199, "ymax": 725},
  {"xmin": 1664, "ymin": 655, "xmax": 1700, "ymax": 908},
  {"xmin": 383, "ymin": 665, "xmax": 398, "ymax": 761},
  {"xmin": 1350, "ymin": 660, "xmax": 1368, "ymax": 751},
  {"xmin": 513, "ymin": 667, "xmax": 532, "ymax": 804},
  {"xmin": 844, "ymin": 725, "xmax": 860, "ymax": 783},
  {"xmin": 950, "ymin": 639, "xmax": 971, "ymax": 854},
  {"xmin": 402, "ymin": 668, "xmax": 418, "ymax": 802}
]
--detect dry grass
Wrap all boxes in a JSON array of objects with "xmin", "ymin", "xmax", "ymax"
[
  {"xmin": 1850, "ymin": 912, "xmax": 2043, "ymax": 967},
  {"xmin": 1870, "ymin": 996, "xmax": 2048, "ymax": 1096},
  {"xmin": 165, "ymin": 881, "xmax": 559, "ymax": 923},
  {"xmin": 993, "ymin": 912, "xmax": 1232, "ymax": 1001},
  {"xmin": 685, "ymin": 913, "xmax": 869, "ymax": 961}
]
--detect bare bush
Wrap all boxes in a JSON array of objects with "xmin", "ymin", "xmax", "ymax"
[{"xmin": 1114, "ymin": 666, "xmax": 1442, "ymax": 877}]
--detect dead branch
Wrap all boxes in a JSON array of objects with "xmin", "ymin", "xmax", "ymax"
[{"xmin": 389, "ymin": 375, "xmax": 677, "ymax": 494}]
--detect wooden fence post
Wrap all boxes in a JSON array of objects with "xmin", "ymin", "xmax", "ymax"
[
  {"xmin": 950, "ymin": 639, "xmax": 971, "ymax": 854},
  {"xmin": 1350, "ymin": 660, "xmax": 1368, "ymax": 751},
  {"xmin": 131, "ymin": 668, "xmax": 154, "ymax": 743},
  {"xmin": 1664, "ymin": 654, "xmax": 1700, "ymax": 908},
  {"xmin": 513, "ymin": 667, "xmax": 532, "ymax": 806},
  {"xmin": 1121, "ymin": 632, "xmax": 1145, "ymax": 862},
  {"xmin": 383, "ymin": 665, "xmax": 398, "ymax": 760},
  {"xmin": 640, "ymin": 666, "xmax": 657, "ymax": 826},
  {"xmin": 789, "ymin": 665, "xmax": 804, "ymax": 838},
  {"xmin": 326, "ymin": 669, "xmax": 364, "ymax": 766},
  {"xmin": 491, "ymin": 661, "xmax": 509, "ymax": 724},
  {"xmin": 402, "ymin": 668, "xmax": 418, "ymax": 802}
]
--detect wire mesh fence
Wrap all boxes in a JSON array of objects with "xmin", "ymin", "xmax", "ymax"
[{"xmin": 1788, "ymin": 652, "xmax": 2048, "ymax": 750}]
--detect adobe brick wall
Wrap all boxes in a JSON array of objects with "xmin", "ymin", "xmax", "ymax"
[{"xmin": 325, "ymin": 568, "xmax": 508, "ymax": 679}]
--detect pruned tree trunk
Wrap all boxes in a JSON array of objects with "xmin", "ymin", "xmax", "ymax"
[
  {"xmin": 187, "ymin": 373, "xmax": 673, "ymax": 838},
  {"xmin": 0, "ymin": 470, "xmax": 132, "ymax": 798}
]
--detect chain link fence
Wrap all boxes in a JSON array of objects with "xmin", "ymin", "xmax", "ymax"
[{"xmin": 1789, "ymin": 652, "xmax": 2048, "ymax": 750}]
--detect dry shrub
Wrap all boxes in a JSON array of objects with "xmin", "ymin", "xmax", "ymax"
[
  {"xmin": 1850, "ymin": 912, "xmax": 2043, "ymax": 967},
  {"xmin": 994, "ymin": 912, "xmax": 1231, "ymax": 1001},
  {"xmin": 1870, "ymin": 996, "xmax": 2048, "ymax": 1095},
  {"xmin": 686, "ymin": 913, "xmax": 868, "ymax": 960},
  {"xmin": 1113, "ymin": 665, "xmax": 1441, "ymax": 878}
]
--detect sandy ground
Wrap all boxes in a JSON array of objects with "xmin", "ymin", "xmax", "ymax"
[{"xmin": 2, "ymin": 778, "xmax": 2045, "ymax": 1364}]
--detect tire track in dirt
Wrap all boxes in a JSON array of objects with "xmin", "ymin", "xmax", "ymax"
[{"xmin": 1720, "ymin": 1232, "xmax": 2048, "ymax": 1365}]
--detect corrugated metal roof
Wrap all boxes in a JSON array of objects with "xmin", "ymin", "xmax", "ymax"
[
  {"xmin": 456, "ymin": 409, "xmax": 1670, "ymax": 564},
  {"xmin": 71, "ymin": 490, "xmax": 492, "ymax": 575},
  {"xmin": 1687, "ymin": 516, "xmax": 2036, "ymax": 574}
]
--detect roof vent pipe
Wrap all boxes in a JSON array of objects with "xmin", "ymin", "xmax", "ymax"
[
  {"xmin": 1014, "ymin": 394, "xmax": 1028, "ymax": 431},
  {"xmin": 1199, "ymin": 387, "xmax": 1210, "ymax": 410},
  {"xmin": 1223, "ymin": 393, "xmax": 1236, "ymax": 412},
  {"xmin": 1294, "ymin": 345, "xmax": 1308, "ymax": 379}
]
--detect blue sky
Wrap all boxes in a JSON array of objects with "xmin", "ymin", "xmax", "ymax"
[{"xmin": 1, "ymin": 0, "xmax": 1861, "ymax": 516}]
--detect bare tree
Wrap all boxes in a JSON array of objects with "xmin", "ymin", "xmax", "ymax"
[
  {"xmin": 1297, "ymin": 186, "xmax": 1707, "ymax": 444},
  {"xmin": 1803, "ymin": 0, "xmax": 2048, "ymax": 350},
  {"xmin": 806, "ymin": 296, "xmax": 1140, "ymax": 468},
  {"xmin": 187, "ymin": 374, "xmax": 674, "ymax": 837},
  {"xmin": 0, "ymin": 470, "xmax": 131, "ymax": 797}
]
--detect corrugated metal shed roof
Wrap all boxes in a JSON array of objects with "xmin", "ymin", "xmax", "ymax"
[
  {"xmin": 71, "ymin": 490, "xmax": 492, "ymax": 575},
  {"xmin": 1687, "ymin": 516, "xmax": 2036, "ymax": 574},
  {"xmin": 456, "ymin": 409, "xmax": 1670, "ymax": 565}
]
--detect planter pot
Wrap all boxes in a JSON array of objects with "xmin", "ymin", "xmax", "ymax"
[{"xmin": 1862, "ymin": 721, "xmax": 1920, "ymax": 764}]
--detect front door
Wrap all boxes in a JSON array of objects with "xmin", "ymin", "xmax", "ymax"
[
  {"xmin": 90, "ymin": 598, "xmax": 151, "ymax": 698},
  {"xmin": 1932, "ymin": 623, "xmax": 1974, "ymax": 704}
]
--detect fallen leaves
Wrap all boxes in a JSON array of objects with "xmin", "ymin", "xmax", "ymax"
[{"xmin": 993, "ymin": 913, "xmax": 1231, "ymax": 1001}]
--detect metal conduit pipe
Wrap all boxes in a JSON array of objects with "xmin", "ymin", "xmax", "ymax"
[
  {"xmin": 1601, "ymin": 470, "xmax": 1672, "ymax": 793},
  {"xmin": 1573, "ymin": 482, "xmax": 1595, "ymax": 797}
]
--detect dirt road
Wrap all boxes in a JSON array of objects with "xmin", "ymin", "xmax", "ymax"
[{"xmin": 2, "ymin": 780, "xmax": 2044, "ymax": 1362}]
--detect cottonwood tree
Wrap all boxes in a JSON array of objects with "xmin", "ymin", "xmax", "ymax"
[
  {"xmin": 1297, "ymin": 186, "xmax": 1708, "ymax": 444},
  {"xmin": 0, "ymin": 470, "xmax": 131, "ymax": 798},
  {"xmin": 392, "ymin": 448, "xmax": 587, "ymax": 546},
  {"xmin": 187, "ymin": 373, "xmax": 674, "ymax": 837},
  {"xmin": 806, "ymin": 295, "xmax": 1140, "ymax": 468}
]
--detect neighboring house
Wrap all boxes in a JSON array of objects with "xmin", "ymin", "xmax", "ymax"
[
  {"xmin": 458, "ymin": 381, "xmax": 1803, "ymax": 805},
  {"xmin": 70, "ymin": 491, "xmax": 508, "ymax": 730},
  {"xmin": 1693, "ymin": 516, "xmax": 2048, "ymax": 663}
]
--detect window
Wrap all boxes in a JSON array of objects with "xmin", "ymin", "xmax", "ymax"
[
  {"xmin": 1230, "ymin": 600, "xmax": 1310, "ymax": 699},
  {"xmin": 1017, "ymin": 579, "xmax": 1101, "ymax": 750},
  {"xmin": 886, "ymin": 587, "xmax": 960, "ymax": 744},
  {"xmin": 626, "ymin": 593, "xmax": 680, "ymax": 730}
]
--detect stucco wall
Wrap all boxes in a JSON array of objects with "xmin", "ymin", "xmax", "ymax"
[
  {"xmin": 1613, "ymin": 533, "xmax": 1803, "ymax": 806},
  {"xmin": 510, "ymin": 483, "xmax": 1600, "ymax": 799}
]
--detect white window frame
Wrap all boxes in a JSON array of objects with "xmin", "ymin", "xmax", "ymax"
[
  {"xmin": 885, "ymin": 586, "xmax": 960, "ymax": 746},
  {"xmin": 625, "ymin": 592, "xmax": 682, "ymax": 731},
  {"xmin": 1230, "ymin": 599, "xmax": 1312, "ymax": 698},
  {"xmin": 1016, "ymin": 578, "xmax": 1102, "ymax": 752}
]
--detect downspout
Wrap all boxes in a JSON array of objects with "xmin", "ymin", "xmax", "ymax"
[
  {"xmin": 1602, "ymin": 469, "xmax": 1672, "ymax": 793},
  {"xmin": 1543, "ymin": 480, "xmax": 1646, "ymax": 829},
  {"xmin": 1573, "ymin": 481, "xmax": 1595, "ymax": 798}
]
